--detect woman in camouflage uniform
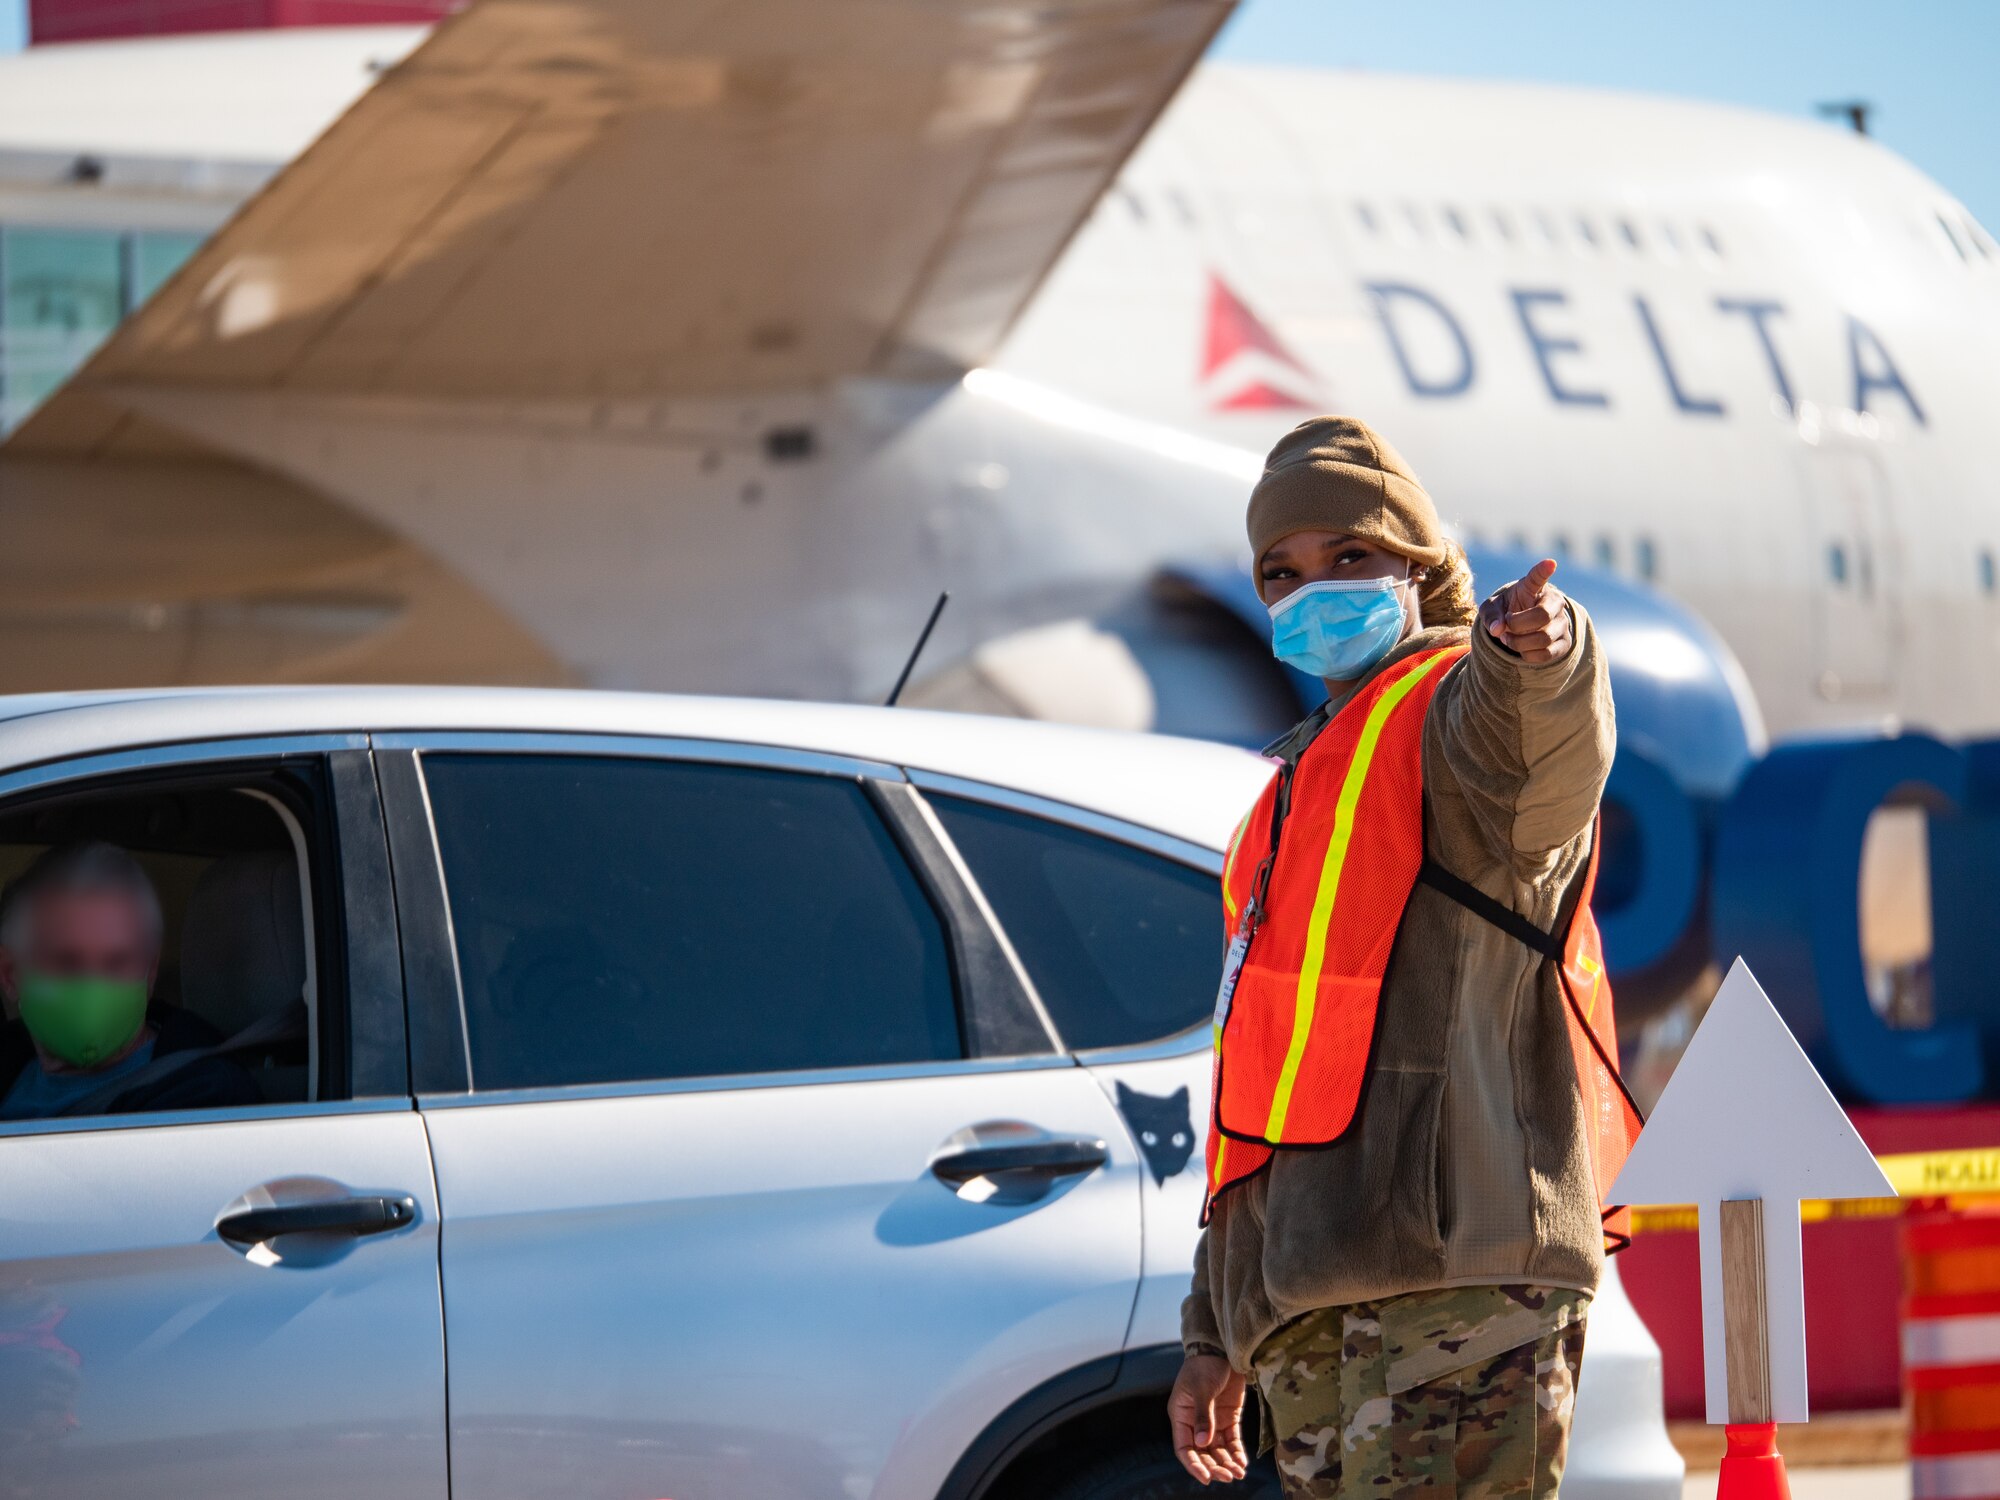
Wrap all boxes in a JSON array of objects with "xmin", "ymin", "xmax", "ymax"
[{"xmin": 1168, "ymin": 416, "xmax": 1616, "ymax": 1499}]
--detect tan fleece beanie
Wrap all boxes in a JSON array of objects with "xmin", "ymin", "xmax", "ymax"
[{"xmin": 1245, "ymin": 416, "xmax": 1447, "ymax": 574}]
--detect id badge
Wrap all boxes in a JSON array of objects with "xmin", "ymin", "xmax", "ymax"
[{"xmin": 1213, "ymin": 922, "xmax": 1252, "ymax": 1031}]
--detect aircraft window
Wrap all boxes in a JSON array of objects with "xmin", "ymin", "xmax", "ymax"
[
  {"xmin": 1551, "ymin": 532, "xmax": 1574, "ymax": 558},
  {"xmin": 1115, "ymin": 186, "xmax": 1148, "ymax": 225},
  {"xmin": 1593, "ymin": 536, "xmax": 1617, "ymax": 570},
  {"xmin": 1507, "ymin": 531, "xmax": 1531, "ymax": 552},
  {"xmin": 1936, "ymin": 212, "xmax": 1970, "ymax": 262},
  {"xmin": 1441, "ymin": 205, "xmax": 1472, "ymax": 241},
  {"xmin": 1617, "ymin": 218, "xmax": 1644, "ymax": 252},
  {"xmin": 1827, "ymin": 541, "xmax": 1850, "ymax": 587},
  {"xmin": 1167, "ymin": 189, "xmax": 1199, "ymax": 227},
  {"xmin": 1573, "ymin": 215, "xmax": 1600, "ymax": 251},
  {"xmin": 1635, "ymin": 536, "xmax": 1659, "ymax": 580},
  {"xmin": 1698, "ymin": 224, "xmax": 1726, "ymax": 259},
  {"xmin": 1658, "ymin": 221, "xmax": 1684, "ymax": 257},
  {"xmin": 1488, "ymin": 207, "xmax": 1516, "ymax": 243},
  {"xmin": 1966, "ymin": 215, "xmax": 1998, "ymax": 260},
  {"xmin": 1531, "ymin": 210, "xmax": 1560, "ymax": 248},
  {"xmin": 1353, "ymin": 201, "xmax": 1380, "ymax": 236},
  {"xmin": 1401, "ymin": 202, "xmax": 1429, "ymax": 240},
  {"xmin": 1979, "ymin": 549, "xmax": 1997, "ymax": 596}
]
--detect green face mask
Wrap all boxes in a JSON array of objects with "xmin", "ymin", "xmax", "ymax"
[{"xmin": 17, "ymin": 973, "xmax": 148, "ymax": 1069}]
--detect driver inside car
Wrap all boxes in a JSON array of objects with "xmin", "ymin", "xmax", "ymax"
[{"xmin": 0, "ymin": 841, "xmax": 258, "ymax": 1120}]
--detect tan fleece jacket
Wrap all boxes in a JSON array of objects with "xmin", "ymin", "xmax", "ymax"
[{"xmin": 1183, "ymin": 606, "xmax": 1617, "ymax": 1372}]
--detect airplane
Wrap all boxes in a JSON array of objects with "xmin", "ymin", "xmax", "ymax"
[{"xmin": 1, "ymin": 2, "xmax": 1994, "ymax": 1013}]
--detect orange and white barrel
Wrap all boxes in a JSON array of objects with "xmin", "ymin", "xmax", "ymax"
[{"xmin": 1905, "ymin": 1212, "xmax": 2000, "ymax": 1499}]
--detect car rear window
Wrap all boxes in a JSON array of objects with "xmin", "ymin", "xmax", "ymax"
[
  {"xmin": 927, "ymin": 793, "xmax": 1219, "ymax": 1051},
  {"xmin": 422, "ymin": 754, "xmax": 960, "ymax": 1090}
]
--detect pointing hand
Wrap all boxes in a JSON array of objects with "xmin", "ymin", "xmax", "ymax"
[{"xmin": 1480, "ymin": 558, "xmax": 1574, "ymax": 665}]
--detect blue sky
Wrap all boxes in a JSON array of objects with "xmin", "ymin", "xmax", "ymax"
[{"xmin": 3, "ymin": 0, "xmax": 1993, "ymax": 228}]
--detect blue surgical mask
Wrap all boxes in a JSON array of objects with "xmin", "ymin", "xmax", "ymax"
[{"xmin": 1268, "ymin": 575, "xmax": 1412, "ymax": 680}]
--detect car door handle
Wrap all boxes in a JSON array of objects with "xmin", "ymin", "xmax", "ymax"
[
  {"xmin": 217, "ymin": 1194, "xmax": 418, "ymax": 1246},
  {"xmin": 931, "ymin": 1137, "xmax": 1109, "ymax": 1188}
]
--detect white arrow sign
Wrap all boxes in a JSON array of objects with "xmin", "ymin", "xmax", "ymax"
[{"xmin": 1609, "ymin": 958, "xmax": 1894, "ymax": 1424}]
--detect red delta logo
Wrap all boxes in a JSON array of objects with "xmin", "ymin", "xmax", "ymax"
[{"xmin": 1200, "ymin": 273, "xmax": 1321, "ymax": 412}]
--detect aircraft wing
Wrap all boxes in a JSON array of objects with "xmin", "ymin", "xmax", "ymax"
[{"xmin": 8, "ymin": 0, "xmax": 1231, "ymax": 459}]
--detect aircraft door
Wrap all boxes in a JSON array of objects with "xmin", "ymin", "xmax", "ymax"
[{"xmin": 1799, "ymin": 442, "xmax": 1902, "ymax": 699}]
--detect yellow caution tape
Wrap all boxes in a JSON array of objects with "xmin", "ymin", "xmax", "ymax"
[
  {"xmin": 1624, "ymin": 1149, "xmax": 2000, "ymax": 1236},
  {"xmin": 1627, "ymin": 1199, "xmax": 1903, "ymax": 1234},
  {"xmin": 1878, "ymin": 1147, "xmax": 2000, "ymax": 1198},
  {"xmin": 1628, "ymin": 1205, "xmax": 1699, "ymax": 1234}
]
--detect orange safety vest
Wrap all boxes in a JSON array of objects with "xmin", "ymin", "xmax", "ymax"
[{"xmin": 1204, "ymin": 644, "xmax": 1642, "ymax": 1253}]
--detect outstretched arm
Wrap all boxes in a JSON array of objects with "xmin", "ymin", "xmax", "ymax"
[{"xmin": 1436, "ymin": 558, "xmax": 1615, "ymax": 875}]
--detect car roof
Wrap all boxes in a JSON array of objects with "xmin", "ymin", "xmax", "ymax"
[{"xmin": 0, "ymin": 687, "xmax": 1275, "ymax": 853}]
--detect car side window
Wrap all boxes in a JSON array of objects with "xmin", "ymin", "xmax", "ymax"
[
  {"xmin": 0, "ymin": 763, "xmax": 347, "ymax": 1123},
  {"xmin": 927, "ymin": 794, "xmax": 1219, "ymax": 1051},
  {"xmin": 420, "ymin": 754, "xmax": 961, "ymax": 1091}
]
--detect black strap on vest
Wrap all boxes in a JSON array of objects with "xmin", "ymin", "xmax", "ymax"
[{"xmin": 1415, "ymin": 858, "xmax": 1564, "ymax": 962}]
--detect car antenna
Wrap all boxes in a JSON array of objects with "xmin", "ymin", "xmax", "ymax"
[{"xmin": 884, "ymin": 591, "xmax": 949, "ymax": 707}]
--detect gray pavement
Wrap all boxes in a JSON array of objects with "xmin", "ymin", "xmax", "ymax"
[{"xmin": 1681, "ymin": 1464, "xmax": 1909, "ymax": 1500}]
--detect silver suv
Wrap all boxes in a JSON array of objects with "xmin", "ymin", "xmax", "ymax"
[{"xmin": 0, "ymin": 687, "xmax": 1683, "ymax": 1500}]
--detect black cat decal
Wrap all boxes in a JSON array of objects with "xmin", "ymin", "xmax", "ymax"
[{"xmin": 1116, "ymin": 1082, "xmax": 1195, "ymax": 1185}]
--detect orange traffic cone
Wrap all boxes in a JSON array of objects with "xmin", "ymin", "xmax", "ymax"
[{"xmin": 1716, "ymin": 1423, "xmax": 1792, "ymax": 1500}]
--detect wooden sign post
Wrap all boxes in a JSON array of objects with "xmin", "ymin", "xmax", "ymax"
[
  {"xmin": 1610, "ymin": 960, "xmax": 1896, "ymax": 1499},
  {"xmin": 1721, "ymin": 1198, "xmax": 1770, "ymax": 1424}
]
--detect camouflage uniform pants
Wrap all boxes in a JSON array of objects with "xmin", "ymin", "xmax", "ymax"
[{"xmin": 1250, "ymin": 1286, "xmax": 1588, "ymax": 1499}]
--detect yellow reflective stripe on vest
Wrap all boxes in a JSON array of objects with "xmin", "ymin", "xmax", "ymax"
[
  {"xmin": 1262, "ymin": 651, "xmax": 1452, "ymax": 1140},
  {"xmin": 1576, "ymin": 951, "xmax": 1603, "ymax": 1021},
  {"xmin": 1220, "ymin": 809, "xmax": 1253, "ymax": 928}
]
